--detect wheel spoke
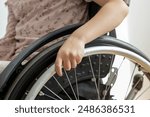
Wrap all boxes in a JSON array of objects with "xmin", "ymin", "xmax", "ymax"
[
  {"xmin": 125, "ymin": 74, "xmax": 144, "ymax": 100},
  {"xmin": 88, "ymin": 56, "xmax": 100, "ymax": 100},
  {"xmin": 38, "ymin": 91, "xmax": 58, "ymax": 100},
  {"xmin": 118, "ymin": 57, "xmax": 125, "ymax": 69},
  {"xmin": 24, "ymin": 46, "xmax": 150, "ymax": 100},
  {"xmin": 53, "ymin": 76, "xmax": 72, "ymax": 100},
  {"xmin": 64, "ymin": 69, "xmax": 78, "ymax": 100},
  {"xmin": 74, "ymin": 68, "xmax": 80, "ymax": 100},
  {"xmin": 124, "ymin": 64, "xmax": 137, "ymax": 99},
  {"xmin": 98, "ymin": 55, "xmax": 102, "ymax": 100},
  {"xmin": 44, "ymin": 85, "xmax": 63, "ymax": 100}
]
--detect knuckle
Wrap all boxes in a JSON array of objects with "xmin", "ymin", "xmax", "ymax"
[
  {"xmin": 55, "ymin": 63, "xmax": 60, "ymax": 67},
  {"xmin": 69, "ymin": 52, "xmax": 76, "ymax": 58},
  {"xmin": 76, "ymin": 54, "xmax": 82, "ymax": 60},
  {"xmin": 59, "ymin": 49, "xmax": 68, "ymax": 56}
]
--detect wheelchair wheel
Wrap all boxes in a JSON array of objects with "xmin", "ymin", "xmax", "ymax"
[{"xmin": 5, "ymin": 37, "xmax": 150, "ymax": 100}]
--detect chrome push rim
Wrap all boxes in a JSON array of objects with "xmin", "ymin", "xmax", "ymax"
[{"xmin": 25, "ymin": 46, "xmax": 150, "ymax": 100}]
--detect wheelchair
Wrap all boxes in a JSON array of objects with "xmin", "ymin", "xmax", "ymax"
[{"xmin": 0, "ymin": 1, "xmax": 150, "ymax": 100}]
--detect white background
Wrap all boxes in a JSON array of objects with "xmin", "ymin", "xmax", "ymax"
[
  {"xmin": 0, "ymin": 0, "xmax": 7, "ymax": 38},
  {"xmin": 0, "ymin": 100, "xmax": 150, "ymax": 117},
  {"xmin": 128, "ymin": 0, "xmax": 150, "ymax": 57}
]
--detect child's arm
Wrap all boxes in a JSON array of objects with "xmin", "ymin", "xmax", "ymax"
[{"xmin": 55, "ymin": 0, "xmax": 129, "ymax": 76}]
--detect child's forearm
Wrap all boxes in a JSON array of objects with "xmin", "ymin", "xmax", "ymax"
[
  {"xmin": 72, "ymin": 0, "xmax": 129, "ymax": 44},
  {"xmin": 55, "ymin": 0, "xmax": 129, "ymax": 76}
]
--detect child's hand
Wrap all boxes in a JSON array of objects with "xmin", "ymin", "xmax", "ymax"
[{"xmin": 55, "ymin": 35, "xmax": 85, "ymax": 76}]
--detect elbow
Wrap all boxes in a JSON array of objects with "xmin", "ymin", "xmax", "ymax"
[
  {"xmin": 109, "ymin": 0, "xmax": 129, "ymax": 18},
  {"xmin": 121, "ymin": 1, "xmax": 129, "ymax": 18}
]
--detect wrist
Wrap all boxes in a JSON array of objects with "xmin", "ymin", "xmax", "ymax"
[{"xmin": 71, "ymin": 30, "xmax": 88, "ymax": 45}]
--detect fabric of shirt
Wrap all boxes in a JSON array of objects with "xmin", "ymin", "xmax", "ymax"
[
  {"xmin": 0, "ymin": 0, "xmax": 90, "ymax": 60},
  {"xmin": 0, "ymin": 0, "xmax": 128, "ymax": 61}
]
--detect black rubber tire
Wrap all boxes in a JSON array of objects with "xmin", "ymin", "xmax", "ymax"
[
  {"xmin": 5, "ymin": 37, "xmax": 114, "ymax": 99},
  {"xmin": 5, "ymin": 36, "xmax": 150, "ymax": 100}
]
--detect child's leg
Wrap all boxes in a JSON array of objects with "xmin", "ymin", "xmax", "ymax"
[{"xmin": 0, "ymin": 61, "xmax": 10, "ymax": 73}]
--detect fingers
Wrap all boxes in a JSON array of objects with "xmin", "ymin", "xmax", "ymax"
[
  {"xmin": 55, "ymin": 52, "xmax": 82, "ymax": 76},
  {"xmin": 70, "ymin": 59, "xmax": 77, "ymax": 68},
  {"xmin": 76, "ymin": 54, "xmax": 82, "ymax": 64},
  {"xmin": 55, "ymin": 56, "xmax": 63, "ymax": 76},
  {"xmin": 63, "ymin": 57, "xmax": 71, "ymax": 71}
]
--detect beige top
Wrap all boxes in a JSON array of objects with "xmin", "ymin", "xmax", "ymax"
[{"xmin": 0, "ymin": 0, "xmax": 90, "ymax": 60}]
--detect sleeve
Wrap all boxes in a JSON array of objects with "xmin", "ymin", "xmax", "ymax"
[{"xmin": 0, "ymin": 3, "xmax": 18, "ymax": 60}]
